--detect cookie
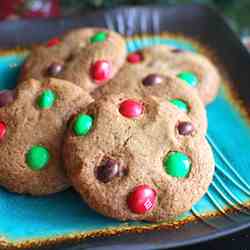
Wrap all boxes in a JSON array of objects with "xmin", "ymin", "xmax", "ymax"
[
  {"xmin": 20, "ymin": 28, "xmax": 127, "ymax": 94},
  {"xmin": 98, "ymin": 61, "xmax": 207, "ymax": 134},
  {"xmin": 63, "ymin": 94, "xmax": 214, "ymax": 222},
  {"xmin": 0, "ymin": 78, "xmax": 93, "ymax": 195},
  {"xmin": 126, "ymin": 45, "xmax": 220, "ymax": 104}
]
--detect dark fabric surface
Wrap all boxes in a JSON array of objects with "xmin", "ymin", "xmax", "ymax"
[{"xmin": 174, "ymin": 227, "xmax": 250, "ymax": 250}]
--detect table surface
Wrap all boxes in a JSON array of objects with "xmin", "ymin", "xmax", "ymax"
[{"xmin": 176, "ymin": 227, "xmax": 250, "ymax": 250}]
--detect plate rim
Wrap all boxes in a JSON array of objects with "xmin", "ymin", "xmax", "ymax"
[{"xmin": 1, "ymin": 3, "xmax": 250, "ymax": 250}]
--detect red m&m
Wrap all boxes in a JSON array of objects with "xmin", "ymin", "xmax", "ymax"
[
  {"xmin": 127, "ymin": 185, "xmax": 156, "ymax": 214},
  {"xmin": 119, "ymin": 99, "xmax": 143, "ymax": 118},
  {"xmin": 90, "ymin": 60, "xmax": 111, "ymax": 84},
  {"xmin": 127, "ymin": 52, "xmax": 143, "ymax": 64},
  {"xmin": 0, "ymin": 121, "xmax": 6, "ymax": 140},
  {"xmin": 47, "ymin": 37, "xmax": 60, "ymax": 47}
]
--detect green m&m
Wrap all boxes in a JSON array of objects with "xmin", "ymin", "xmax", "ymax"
[
  {"xmin": 37, "ymin": 89, "xmax": 56, "ymax": 109},
  {"xmin": 26, "ymin": 145, "xmax": 50, "ymax": 171},
  {"xmin": 90, "ymin": 32, "xmax": 107, "ymax": 44},
  {"xmin": 73, "ymin": 114, "xmax": 93, "ymax": 136},
  {"xmin": 177, "ymin": 71, "xmax": 198, "ymax": 87},
  {"xmin": 170, "ymin": 99, "xmax": 189, "ymax": 113},
  {"xmin": 163, "ymin": 151, "xmax": 191, "ymax": 178}
]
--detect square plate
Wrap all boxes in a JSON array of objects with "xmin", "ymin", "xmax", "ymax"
[{"xmin": 1, "ymin": 4, "xmax": 250, "ymax": 250}]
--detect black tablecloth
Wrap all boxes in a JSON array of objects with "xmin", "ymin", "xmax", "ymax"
[{"xmin": 177, "ymin": 227, "xmax": 250, "ymax": 250}]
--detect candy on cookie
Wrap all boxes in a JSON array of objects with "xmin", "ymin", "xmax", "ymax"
[
  {"xmin": 20, "ymin": 28, "xmax": 127, "ymax": 94},
  {"xmin": 126, "ymin": 45, "xmax": 220, "ymax": 104},
  {"xmin": 63, "ymin": 94, "xmax": 214, "ymax": 222},
  {"xmin": 99, "ymin": 62, "xmax": 207, "ymax": 134},
  {"xmin": 0, "ymin": 78, "xmax": 93, "ymax": 195}
]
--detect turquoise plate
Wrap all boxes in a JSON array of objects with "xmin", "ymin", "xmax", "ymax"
[{"xmin": 0, "ymin": 5, "xmax": 250, "ymax": 250}]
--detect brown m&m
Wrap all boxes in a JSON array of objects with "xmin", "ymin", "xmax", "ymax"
[
  {"xmin": 142, "ymin": 74, "xmax": 164, "ymax": 86},
  {"xmin": 177, "ymin": 121, "xmax": 194, "ymax": 136},
  {"xmin": 171, "ymin": 48, "xmax": 182, "ymax": 53},
  {"xmin": 96, "ymin": 159, "xmax": 121, "ymax": 183},
  {"xmin": 47, "ymin": 63, "xmax": 63, "ymax": 76}
]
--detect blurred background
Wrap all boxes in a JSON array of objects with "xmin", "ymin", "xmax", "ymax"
[{"xmin": 1, "ymin": 0, "xmax": 250, "ymax": 48}]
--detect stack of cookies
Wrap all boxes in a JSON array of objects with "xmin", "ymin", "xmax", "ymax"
[{"xmin": 0, "ymin": 28, "xmax": 220, "ymax": 222}]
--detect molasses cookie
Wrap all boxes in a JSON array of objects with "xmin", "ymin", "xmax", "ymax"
[
  {"xmin": 125, "ymin": 45, "xmax": 220, "ymax": 104},
  {"xmin": 20, "ymin": 28, "xmax": 126, "ymax": 94},
  {"xmin": 99, "ymin": 61, "xmax": 207, "ymax": 134},
  {"xmin": 63, "ymin": 94, "xmax": 214, "ymax": 222},
  {"xmin": 0, "ymin": 78, "xmax": 93, "ymax": 195}
]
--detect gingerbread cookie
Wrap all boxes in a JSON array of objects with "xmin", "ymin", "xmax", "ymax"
[
  {"xmin": 20, "ymin": 28, "xmax": 126, "ymax": 94},
  {"xmin": 99, "ymin": 61, "xmax": 207, "ymax": 134},
  {"xmin": 63, "ymin": 94, "xmax": 214, "ymax": 222},
  {"xmin": 0, "ymin": 78, "xmax": 93, "ymax": 195},
  {"xmin": 125, "ymin": 45, "xmax": 220, "ymax": 104}
]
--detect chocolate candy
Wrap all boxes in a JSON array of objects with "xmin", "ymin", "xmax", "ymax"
[
  {"xmin": 0, "ymin": 121, "xmax": 6, "ymax": 140},
  {"xmin": 26, "ymin": 145, "xmax": 50, "ymax": 171},
  {"xmin": 90, "ymin": 60, "xmax": 111, "ymax": 83},
  {"xmin": 47, "ymin": 63, "xmax": 63, "ymax": 76},
  {"xmin": 90, "ymin": 31, "xmax": 107, "ymax": 44},
  {"xmin": 37, "ymin": 89, "xmax": 57, "ymax": 109},
  {"xmin": 171, "ymin": 48, "xmax": 182, "ymax": 53},
  {"xmin": 127, "ymin": 185, "xmax": 156, "ymax": 214},
  {"xmin": 177, "ymin": 71, "xmax": 198, "ymax": 87},
  {"xmin": 47, "ymin": 37, "xmax": 60, "ymax": 47},
  {"xmin": 177, "ymin": 121, "xmax": 194, "ymax": 136},
  {"xmin": 127, "ymin": 52, "xmax": 143, "ymax": 64},
  {"xmin": 73, "ymin": 114, "xmax": 93, "ymax": 136},
  {"xmin": 170, "ymin": 99, "xmax": 189, "ymax": 113},
  {"xmin": 119, "ymin": 99, "xmax": 143, "ymax": 118},
  {"xmin": 0, "ymin": 90, "xmax": 14, "ymax": 108},
  {"xmin": 163, "ymin": 151, "xmax": 191, "ymax": 178},
  {"xmin": 142, "ymin": 74, "xmax": 164, "ymax": 86},
  {"xmin": 96, "ymin": 159, "xmax": 121, "ymax": 183}
]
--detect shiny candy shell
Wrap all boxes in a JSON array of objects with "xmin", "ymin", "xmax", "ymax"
[
  {"xmin": 47, "ymin": 63, "xmax": 63, "ymax": 76},
  {"xmin": 127, "ymin": 52, "xmax": 143, "ymax": 63},
  {"xmin": 0, "ymin": 121, "xmax": 7, "ymax": 140},
  {"xmin": 142, "ymin": 74, "xmax": 164, "ymax": 86},
  {"xmin": 163, "ymin": 151, "xmax": 191, "ymax": 178},
  {"xmin": 90, "ymin": 60, "xmax": 111, "ymax": 83},
  {"xmin": 73, "ymin": 114, "xmax": 93, "ymax": 136},
  {"xmin": 119, "ymin": 99, "xmax": 143, "ymax": 118},
  {"xmin": 127, "ymin": 185, "xmax": 156, "ymax": 214},
  {"xmin": 47, "ymin": 37, "xmax": 60, "ymax": 47},
  {"xmin": 177, "ymin": 121, "xmax": 194, "ymax": 136},
  {"xmin": 96, "ymin": 159, "xmax": 120, "ymax": 183},
  {"xmin": 26, "ymin": 146, "xmax": 50, "ymax": 171},
  {"xmin": 170, "ymin": 99, "xmax": 189, "ymax": 113},
  {"xmin": 37, "ymin": 90, "xmax": 57, "ymax": 109},
  {"xmin": 90, "ymin": 31, "xmax": 107, "ymax": 43},
  {"xmin": 177, "ymin": 71, "xmax": 199, "ymax": 87}
]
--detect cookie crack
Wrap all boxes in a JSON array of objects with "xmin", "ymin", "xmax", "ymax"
[
  {"xmin": 123, "ymin": 135, "xmax": 132, "ymax": 148},
  {"xmin": 151, "ymin": 178, "xmax": 161, "ymax": 190}
]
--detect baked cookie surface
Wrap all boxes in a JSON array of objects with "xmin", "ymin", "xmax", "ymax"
[
  {"xmin": 98, "ymin": 59, "xmax": 207, "ymax": 134},
  {"xmin": 124, "ymin": 45, "xmax": 220, "ymax": 104},
  {"xmin": 0, "ymin": 78, "xmax": 93, "ymax": 195},
  {"xmin": 63, "ymin": 94, "xmax": 214, "ymax": 222},
  {"xmin": 20, "ymin": 28, "xmax": 127, "ymax": 94}
]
